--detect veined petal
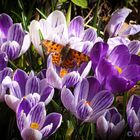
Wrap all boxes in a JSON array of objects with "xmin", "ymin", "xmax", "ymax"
[
  {"xmin": 42, "ymin": 113, "xmax": 62, "ymax": 138},
  {"xmin": 128, "ymin": 41, "xmax": 140, "ymax": 55},
  {"xmin": 25, "ymin": 77, "xmax": 40, "ymax": 95},
  {"xmin": 0, "ymin": 52, "xmax": 8, "ymax": 70},
  {"xmin": 13, "ymin": 69, "xmax": 28, "ymax": 96},
  {"xmin": 109, "ymin": 44, "xmax": 130, "ymax": 68},
  {"xmin": 27, "ymin": 102, "xmax": 46, "ymax": 129},
  {"xmin": 46, "ymin": 67, "xmax": 62, "ymax": 89},
  {"xmin": 121, "ymin": 24, "xmax": 140, "ymax": 36},
  {"xmin": 62, "ymin": 71, "xmax": 81, "ymax": 88},
  {"xmin": 19, "ymin": 33, "xmax": 31, "ymax": 56},
  {"xmin": 61, "ymin": 86, "xmax": 76, "ymax": 114},
  {"xmin": 7, "ymin": 23, "xmax": 25, "ymax": 46},
  {"xmin": 29, "ymin": 20, "xmax": 43, "ymax": 57},
  {"xmin": 21, "ymin": 128, "xmax": 42, "ymax": 140},
  {"xmin": 0, "ymin": 13, "xmax": 13, "ymax": 39},
  {"xmin": 68, "ymin": 16, "xmax": 84, "ymax": 38},
  {"xmin": 1, "ymin": 40, "xmax": 20, "ymax": 60},
  {"xmin": 105, "ymin": 7, "xmax": 132, "ymax": 37}
]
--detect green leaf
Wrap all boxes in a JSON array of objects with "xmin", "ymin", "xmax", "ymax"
[
  {"xmin": 71, "ymin": 0, "xmax": 88, "ymax": 8},
  {"xmin": 66, "ymin": 3, "xmax": 71, "ymax": 25},
  {"xmin": 58, "ymin": 0, "xmax": 67, "ymax": 3}
]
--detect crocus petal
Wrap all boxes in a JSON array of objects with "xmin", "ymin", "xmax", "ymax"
[
  {"xmin": 37, "ymin": 69, "xmax": 47, "ymax": 80},
  {"xmin": 0, "ymin": 52, "xmax": 8, "ymax": 70},
  {"xmin": 27, "ymin": 102, "xmax": 46, "ymax": 129},
  {"xmin": 95, "ymin": 59, "xmax": 118, "ymax": 83},
  {"xmin": 90, "ymin": 42, "xmax": 108, "ymax": 71},
  {"xmin": 7, "ymin": 23, "xmax": 25, "ymax": 46},
  {"xmin": 13, "ymin": 69, "xmax": 28, "ymax": 96},
  {"xmin": 109, "ymin": 44, "xmax": 130, "ymax": 68},
  {"xmin": 61, "ymin": 86, "xmax": 76, "ymax": 114},
  {"xmin": 83, "ymin": 28, "xmax": 97, "ymax": 42},
  {"xmin": 42, "ymin": 113, "xmax": 62, "ymax": 138},
  {"xmin": 0, "ymin": 13, "xmax": 13, "ymax": 39},
  {"xmin": 68, "ymin": 16, "xmax": 84, "ymax": 38},
  {"xmin": 105, "ymin": 7, "xmax": 132, "ymax": 37},
  {"xmin": 121, "ymin": 64, "xmax": 140, "ymax": 82},
  {"xmin": 1, "ymin": 40, "xmax": 20, "ymax": 60},
  {"xmin": 46, "ymin": 67, "xmax": 62, "ymax": 89},
  {"xmin": 21, "ymin": 128, "xmax": 42, "ymax": 140},
  {"xmin": 76, "ymin": 100, "xmax": 93, "ymax": 120},
  {"xmin": 19, "ymin": 33, "xmax": 31, "ymax": 56},
  {"xmin": 130, "ymin": 54, "xmax": 140, "ymax": 66},
  {"xmin": 87, "ymin": 77, "xmax": 101, "ymax": 101},
  {"xmin": 5, "ymin": 95, "xmax": 20, "ymax": 111},
  {"xmin": 62, "ymin": 71, "xmax": 81, "ymax": 88},
  {"xmin": 29, "ymin": 20, "xmax": 43, "ymax": 57},
  {"xmin": 25, "ymin": 77, "xmax": 40, "ymax": 95},
  {"xmin": 89, "ymin": 90, "xmax": 114, "ymax": 122},
  {"xmin": 10, "ymin": 81, "xmax": 22, "ymax": 98},
  {"xmin": 97, "ymin": 116, "xmax": 108, "ymax": 139},
  {"xmin": 128, "ymin": 40, "xmax": 140, "ymax": 54},
  {"xmin": 121, "ymin": 24, "xmax": 140, "ymax": 36},
  {"xmin": 0, "ymin": 67, "xmax": 13, "ymax": 83}
]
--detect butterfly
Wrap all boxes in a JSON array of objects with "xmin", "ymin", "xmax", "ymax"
[{"xmin": 41, "ymin": 40, "xmax": 90, "ymax": 69}]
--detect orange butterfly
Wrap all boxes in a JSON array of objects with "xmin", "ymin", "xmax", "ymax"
[{"xmin": 41, "ymin": 40, "xmax": 90, "ymax": 69}]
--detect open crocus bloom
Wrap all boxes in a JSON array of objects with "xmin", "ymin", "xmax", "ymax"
[
  {"xmin": 105, "ymin": 7, "xmax": 140, "ymax": 38},
  {"xmin": 61, "ymin": 77, "xmax": 114, "ymax": 122},
  {"xmin": 0, "ymin": 13, "xmax": 30, "ymax": 60},
  {"xmin": 5, "ymin": 69, "xmax": 54, "ymax": 111},
  {"xmin": 95, "ymin": 44, "xmax": 140, "ymax": 93},
  {"xmin": 16, "ymin": 97, "xmax": 62, "ymax": 140},
  {"xmin": 0, "ymin": 52, "xmax": 13, "ymax": 101},
  {"xmin": 127, "ymin": 95, "xmax": 140, "ymax": 138},
  {"xmin": 29, "ymin": 10, "xmax": 97, "ymax": 57},
  {"xmin": 97, "ymin": 107, "xmax": 125, "ymax": 140}
]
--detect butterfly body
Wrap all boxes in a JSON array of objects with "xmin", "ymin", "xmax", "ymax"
[{"xmin": 41, "ymin": 40, "xmax": 90, "ymax": 69}]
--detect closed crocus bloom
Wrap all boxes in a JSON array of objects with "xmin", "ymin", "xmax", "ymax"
[
  {"xmin": 97, "ymin": 107, "xmax": 125, "ymax": 140},
  {"xmin": 16, "ymin": 97, "xmax": 62, "ymax": 140},
  {"xmin": 127, "ymin": 95, "xmax": 140, "ymax": 138},
  {"xmin": 61, "ymin": 77, "xmax": 114, "ymax": 122},
  {"xmin": 0, "ymin": 13, "xmax": 30, "ymax": 60},
  {"xmin": 5, "ymin": 69, "xmax": 54, "ymax": 111}
]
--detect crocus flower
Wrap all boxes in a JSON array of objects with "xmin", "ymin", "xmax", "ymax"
[
  {"xmin": 16, "ymin": 97, "xmax": 62, "ymax": 140},
  {"xmin": 5, "ymin": 69, "xmax": 54, "ymax": 111},
  {"xmin": 61, "ymin": 77, "xmax": 114, "ymax": 122},
  {"xmin": 0, "ymin": 52, "xmax": 13, "ymax": 101},
  {"xmin": 97, "ymin": 107, "xmax": 125, "ymax": 140},
  {"xmin": 29, "ymin": 10, "xmax": 97, "ymax": 57},
  {"xmin": 127, "ymin": 95, "xmax": 140, "ymax": 138},
  {"xmin": 95, "ymin": 44, "xmax": 140, "ymax": 93},
  {"xmin": 0, "ymin": 13, "xmax": 30, "ymax": 60},
  {"xmin": 105, "ymin": 7, "xmax": 140, "ymax": 38}
]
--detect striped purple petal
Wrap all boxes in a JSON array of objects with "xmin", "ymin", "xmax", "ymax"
[
  {"xmin": 25, "ymin": 77, "xmax": 40, "ymax": 95},
  {"xmin": 13, "ymin": 69, "xmax": 28, "ymax": 96},
  {"xmin": 0, "ymin": 52, "xmax": 8, "ymax": 70},
  {"xmin": 28, "ymin": 102, "xmax": 46, "ymax": 129},
  {"xmin": 0, "ymin": 13, "xmax": 13, "ymax": 39},
  {"xmin": 42, "ymin": 113, "xmax": 62, "ymax": 138},
  {"xmin": 1, "ymin": 40, "xmax": 20, "ymax": 60},
  {"xmin": 7, "ymin": 23, "xmax": 25, "ymax": 46}
]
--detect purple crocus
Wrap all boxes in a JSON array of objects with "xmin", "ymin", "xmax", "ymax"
[
  {"xmin": 105, "ymin": 7, "xmax": 140, "ymax": 38},
  {"xmin": 16, "ymin": 96, "xmax": 62, "ymax": 140},
  {"xmin": 61, "ymin": 77, "xmax": 114, "ymax": 122},
  {"xmin": 5, "ymin": 69, "xmax": 54, "ymax": 111},
  {"xmin": 0, "ymin": 13, "xmax": 30, "ymax": 60},
  {"xmin": 127, "ymin": 95, "xmax": 140, "ymax": 138},
  {"xmin": 0, "ymin": 52, "xmax": 13, "ymax": 101},
  {"xmin": 95, "ymin": 44, "xmax": 140, "ymax": 93},
  {"xmin": 97, "ymin": 107, "xmax": 125, "ymax": 140}
]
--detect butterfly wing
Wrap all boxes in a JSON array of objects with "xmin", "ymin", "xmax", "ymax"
[
  {"xmin": 52, "ymin": 53, "xmax": 61, "ymax": 66},
  {"xmin": 41, "ymin": 40, "xmax": 63, "ymax": 54},
  {"xmin": 69, "ymin": 49, "xmax": 90, "ymax": 67}
]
